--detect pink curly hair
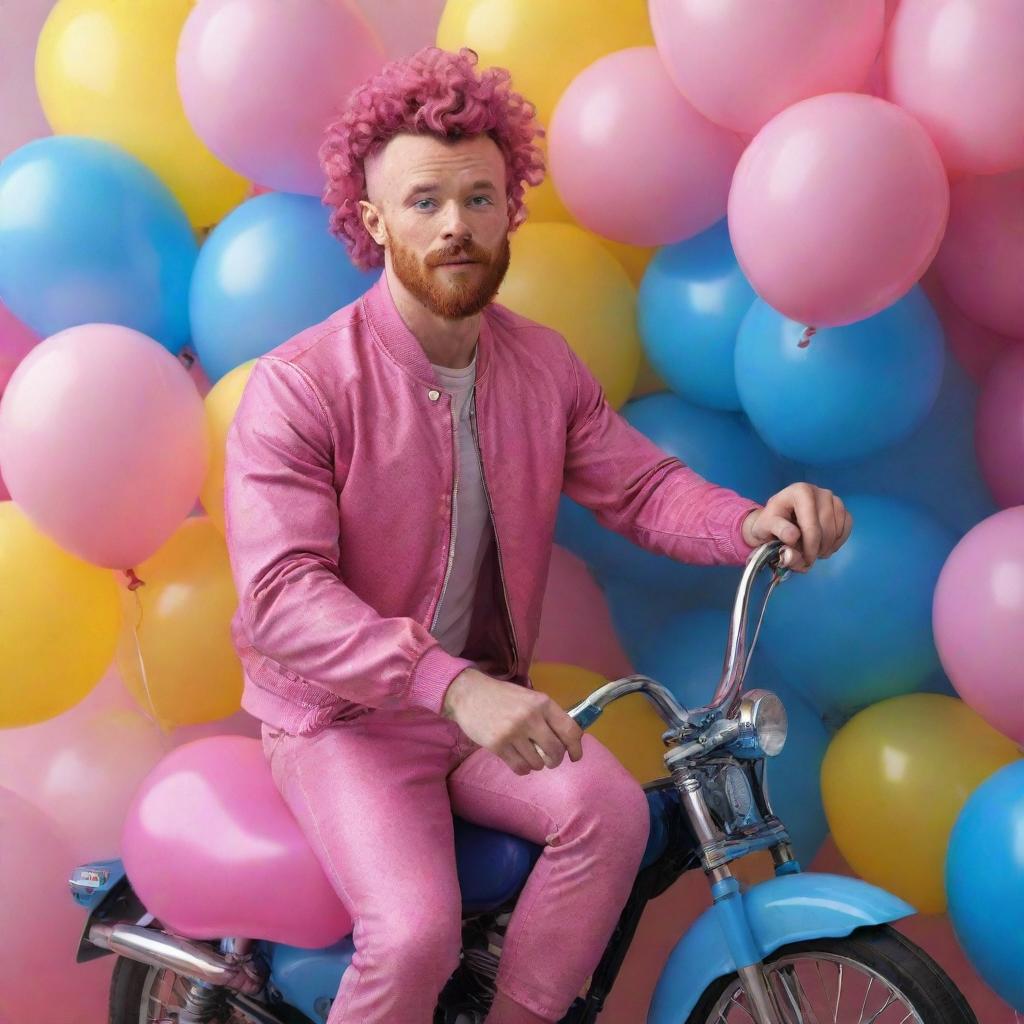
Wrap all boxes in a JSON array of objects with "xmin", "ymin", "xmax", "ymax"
[{"xmin": 319, "ymin": 46, "xmax": 546, "ymax": 271}]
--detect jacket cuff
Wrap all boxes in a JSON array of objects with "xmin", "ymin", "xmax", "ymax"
[
  {"xmin": 406, "ymin": 643, "xmax": 476, "ymax": 715},
  {"xmin": 726, "ymin": 500, "xmax": 763, "ymax": 563}
]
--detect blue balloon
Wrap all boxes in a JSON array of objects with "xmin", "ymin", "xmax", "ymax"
[
  {"xmin": 189, "ymin": 192, "xmax": 380, "ymax": 381},
  {"xmin": 736, "ymin": 286, "xmax": 945, "ymax": 464},
  {"xmin": 555, "ymin": 391, "xmax": 786, "ymax": 593},
  {"xmin": 638, "ymin": 219, "xmax": 755, "ymax": 411},
  {"xmin": 946, "ymin": 760, "xmax": 1024, "ymax": 1011},
  {"xmin": 0, "ymin": 136, "xmax": 197, "ymax": 353},
  {"xmin": 757, "ymin": 494, "xmax": 957, "ymax": 722},
  {"xmin": 628, "ymin": 608, "xmax": 830, "ymax": 864},
  {"xmin": 798, "ymin": 355, "xmax": 997, "ymax": 538}
]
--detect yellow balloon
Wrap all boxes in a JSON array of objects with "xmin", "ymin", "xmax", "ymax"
[
  {"xmin": 437, "ymin": 0, "xmax": 653, "ymax": 127},
  {"xmin": 116, "ymin": 516, "xmax": 243, "ymax": 728},
  {"xmin": 599, "ymin": 239, "xmax": 656, "ymax": 289},
  {"xmin": 199, "ymin": 359, "xmax": 257, "ymax": 534},
  {"xmin": 821, "ymin": 693, "xmax": 1021, "ymax": 914},
  {"xmin": 35, "ymin": 0, "xmax": 249, "ymax": 228},
  {"xmin": 502, "ymin": 223, "xmax": 641, "ymax": 408},
  {"xmin": 530, "ymin": 662, "xmax": 669, "ymax": 784},
  {"xmin": 0, "ymin": 502, "xmax": 121, "ymax": 728}
]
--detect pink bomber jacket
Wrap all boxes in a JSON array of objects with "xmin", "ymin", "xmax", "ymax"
[{"xmin": 223, "ymin": 273, "xmax": 763, "ymax": 736}]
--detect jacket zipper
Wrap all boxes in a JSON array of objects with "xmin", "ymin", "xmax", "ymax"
[
  {"xmin": 430, "ymin": 392, "xmax": 459, "ymax": 633},
  {"xmin": 469, "ymin": 390, "xmax": 520, "ymax": 676}
]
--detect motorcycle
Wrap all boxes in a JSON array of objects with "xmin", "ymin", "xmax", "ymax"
[{"xmin": 69, "ymin": 539, "xmax": 977, "ymax": 1024}]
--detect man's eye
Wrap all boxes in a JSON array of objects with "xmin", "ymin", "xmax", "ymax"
[
  {"xmin": 414, "ymin": 199, "xmax": 435, "ymax": 210},
  {"xmin": 470, "ymin": 196, "xmax": 492, "ymax": 206}
]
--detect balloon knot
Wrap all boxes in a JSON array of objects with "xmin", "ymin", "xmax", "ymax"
[
  {"xmin": 797, "ymin": 326, "xmax": 817, "ymax": 348},
  {"xmin": 179, "ymin": 349, "xmax": 195, "ymax": 369},
  {"xmin": 123, "ymin": 567, "xmax": 146, "ymax": 591}
]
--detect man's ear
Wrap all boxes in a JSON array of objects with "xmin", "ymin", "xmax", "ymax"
[{"xmin": 358, "ymin": 199, "xmax": 387, "ymax": 246}]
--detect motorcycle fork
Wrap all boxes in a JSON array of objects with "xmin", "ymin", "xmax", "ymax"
[{"xmin": 670, "ymin": 766, "xmax": 790, "ymax": 1024}]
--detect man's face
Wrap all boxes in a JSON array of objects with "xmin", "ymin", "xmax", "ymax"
[{"xmin": 361, "ymin": 132, "xmax": 511, "ymax": 319}]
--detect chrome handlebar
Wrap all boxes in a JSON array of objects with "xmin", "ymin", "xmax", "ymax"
[{"xmin": 566, "ymin": 540, "xmax": 791, "ymax": 737}]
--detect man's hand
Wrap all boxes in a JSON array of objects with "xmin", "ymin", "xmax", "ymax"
[
  {"xmin": 741, "ymin": 483, "xmax": 853, "ymax": 573},
  {"xmin": 441, "ymin": 668, "xmax": 585, "ymax": 775}
]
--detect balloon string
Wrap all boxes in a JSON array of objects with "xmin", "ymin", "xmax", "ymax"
[
  {"xmin": 797, "ymin": 326, "xmax": 817, "ymax": 348},
  {"xmin": 122, "ymin": 569, "xmax": 171, "ymax": 742}
]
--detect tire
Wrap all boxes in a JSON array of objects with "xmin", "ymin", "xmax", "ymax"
[
  {"xmin": 683, "ymin": 924, "xmax": 977, "ymax": 1024},
  {"xmin": 108, "ymin": 957, "xmax": 148, "ymax": 1024}
]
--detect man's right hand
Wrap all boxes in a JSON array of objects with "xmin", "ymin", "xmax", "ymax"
[{"xmin": 441, "ymin": 668, "xmax": 585, "ymax": 776}]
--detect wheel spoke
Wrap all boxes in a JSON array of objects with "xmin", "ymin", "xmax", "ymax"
[
  {"xmin": 857, "ymin": 976, "xmax": 874, "ymax": 1024},
  {"xmin": 834, "ymin": 963, "xmax": 844, "ymax": 1024},
  {"xmin": 863, "ymin": 993, "xmax": 899, "ymax": 1024}
]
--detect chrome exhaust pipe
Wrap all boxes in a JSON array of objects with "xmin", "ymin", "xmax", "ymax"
[{"xmin": 88, "ymin": 922, "xmax": 265, "ymax": 996}]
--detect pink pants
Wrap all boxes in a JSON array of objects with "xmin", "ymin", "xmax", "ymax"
[{"xmin": 261, "ymin": 704, "xmax": 650, "ymax": 1023}]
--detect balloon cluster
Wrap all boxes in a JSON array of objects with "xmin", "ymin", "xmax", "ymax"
[{"xmin": 1, "ymin": 1, "xmax": 1023, "ymax": 1021}]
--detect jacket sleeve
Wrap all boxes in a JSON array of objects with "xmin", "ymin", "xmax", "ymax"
[
  {"xmin": 560, "ymin": 340, "xmax": 763, "ymax": 566},
  {"xmin": 224, "ymin": 356, "xmax": 475, "ymax": 716}
]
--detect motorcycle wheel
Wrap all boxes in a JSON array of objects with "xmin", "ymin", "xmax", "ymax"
[
  {"xmin": 683, "ymin": 924, "xmax": 977, "ymax": 1024},
  {"xmin": 107, "ymin": 956, "xmax": 307, "ymax": 1024}
]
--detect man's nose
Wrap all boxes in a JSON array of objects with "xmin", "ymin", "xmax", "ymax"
[{"xmin": 439, "ymin": 201, "xmax": 471, "ymax": 243}]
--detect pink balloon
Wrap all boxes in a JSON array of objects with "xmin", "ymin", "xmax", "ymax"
[
  {"xmin": 933, "ymin": 507, "xmax": 1024, "ymax": 746},
  {"xmin": 886, "ymin": 0, "xmax": 1024, "ymax": 176},
  {"xmin": 122, "ymin": 736, "xmax": 352, "ymax": 947},
  {"xmin": 534, "ymin": 545, "xmax": 633, "ymax": 680},
  {"xmin": 933, "ymin": 171, "xmax": 1024, "ymax": 341},
  {"xmin": 920, "ymin": 269, "xmax": 1020, "ymax": 385},
  {"xmin": 0, "ymin": 704, "xmax": 169, "ymax": 862},
  {"xmin": 0, "ymin": 323, "xmax": 208, "ymax": 569},
  {"xmin": 549, "ymin": 47, "xmax": 744, "ymax": 247},
  {"xmin": 177, "ymin": 0, "xmax": 385, "ymax": 195},
  {"xmin": 650, "ymin": 0, "xmax": 885, "ymax": 135},
  {"xmin": 351, "ymin": 0, "xmax": 447, "ymax": 59},
  {"xmin": 0, "ymin": 0, "xmax": 52, "ymax": 160},
  {"xmin": 975, "ymin": 346, "xmax": 1024, "ymax": 509},
  {"xmin": 0, "ymin": 787, "xmax": 111, "ymax": 1024},
  {"xmin": 728, "ymin": 92, "xmax": 949, "ymax": 328}
]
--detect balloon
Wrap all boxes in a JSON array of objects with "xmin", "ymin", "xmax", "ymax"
[
  {"xmin": 177, "ymin": 0, "xmax": 384, "ymax": 195},
  {"xmin": 555, "ymin": 392, "xmax": 785, "ymax": 593},
  {"xmin": 920, "ymin": 268, "xmax": 1020, "ymax": 385},
  {"xmin": 0, "ymin": 136, "xmax": 197, "ymax": 351},
  {"xmin": 933, "ymin": 506, "xmax": 1024, "ymax": 746},
  {"xmin": 600, "ymin": 240, "xmax": 656, "ymax": 290},
  {"xmin": 946, "ymin": 760, "xmax": 1024, "ymax": 1011},
  {"xmin": 0, "ymin": 0, "xmax": 51, "ymax": 159},
  {"xmin": 548, "ymin": 47, "xmax": 743, "ymax": 247},
  {"xmin": 0, "ymin": 324, "xmax": 209, "ymax": 569},
  {"xmin": 501, "ymin": 223, "xmax": 641, "ymax": 408},
  {"xmin": 115, "ymin": 517, "xmax": 243, "ymax": 728},
  {"xmin": 122, "ymin": 736, "xmax": 352, "ymax": 946},
  {"xmin": 758, "ymin": 494, "xmax": 956, "ymax": 720},
  {"xmin": 533, "ymin": 545, "xmax": 633, "ymax": 681},
  {"xmin": 728, "ymin": 93, "xmax": 949, "ymax": 328},
  {"xmin": 35, "ymin": 0, "xmax": 248, "ymax": 229},
  {"xmin": 0, "ymin": 788, "xmax": 112, "ymax": 1023},
  {"xmin": 629, "ymin": 608, "xmax": 831, "ymax": 864},
  {"xmin": 821, "ymin": 693, "xmax": 1020, "ymax": 914},
  {"xmin": 735, "ymin": 286, "xmax": 945, "ymax": 464},
  {"xmin": 638, "ymin": 219, "xmax": 755, "ymax": 411},
  {"xmin": 531, "ymin": 662, "xmax": 671, "ymax": 785},
  {"xmin": 0, "ymin": 502, "xmax": 121, "ymax": 729},
  {"xmin": 650, "ymin": 0, "xmax": 884, "ymax": 136},
  {"xmin": 199, "ymin": 359, "xmax": 256, "ymax": 532},
  {"xmin": 436, "ymin": 0, "xmax": 652, "ymax": 128},
  {"xmin": 190, "ymin": 192, "xmax": 380, "ymax": 382},
  {"xmin": 0, "ymin": 706, "xmax": 168, "ymax": 860},
  {"xmin": 801, "ymin": 353, "xmax": 998, "ymax": 538},
  {"xmin": 885, "ymin": 0, "xmax": 1024, "ymax": 177},
  {"xmin": 933, "ymin": 170, "xmax": 1024, "ymax": 341},
  {"xmin": 353, "ymin": 0, "xmax": 447, "ymax": 59},
  {"xmin": 975, "ymin": 346, "xmax": 1024, "ymax": 508}
]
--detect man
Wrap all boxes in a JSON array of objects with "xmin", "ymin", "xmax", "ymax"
[{"xmin": 224, "ymin": 46, "xmax": 851, "ymax": 1024}]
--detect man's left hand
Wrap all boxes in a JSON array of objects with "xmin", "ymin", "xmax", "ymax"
[{"xmin": 741, "ymin": 483, "xmax": 853, "ymax": 573}]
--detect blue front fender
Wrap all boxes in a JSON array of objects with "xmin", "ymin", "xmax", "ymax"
[{"xmin": 648, "ymin": 872, "xmax": 915, "ymax": 1024}]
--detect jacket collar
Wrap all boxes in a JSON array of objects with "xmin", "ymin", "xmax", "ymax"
[{"xmin": 362, "ymin": 272, "xmax": 493, "ymax": 388}]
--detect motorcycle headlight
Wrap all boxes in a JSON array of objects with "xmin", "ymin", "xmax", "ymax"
[{"xmin": 737, "ymin": 689, "xmax": 788, "ymax": 757}]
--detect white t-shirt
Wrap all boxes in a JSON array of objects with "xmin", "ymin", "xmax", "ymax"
[{"xmin": 428, "ymin": 348, "xmax": 494, "ymax": 658}]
